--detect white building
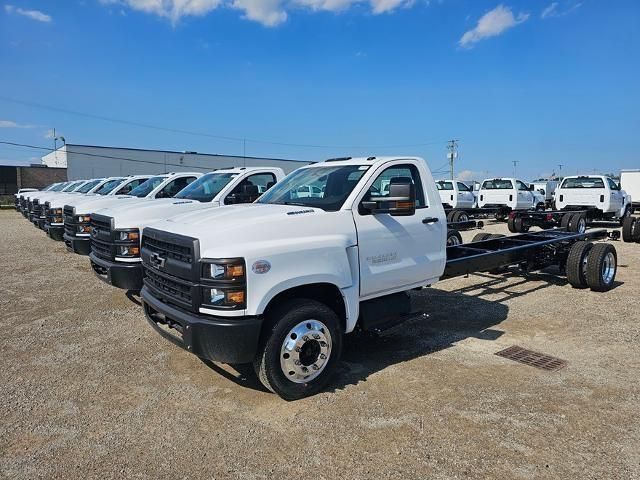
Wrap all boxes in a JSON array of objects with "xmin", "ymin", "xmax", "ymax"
[{"xmin": 41, "ymin": 144, "xmax": 309, "ymax": 179}]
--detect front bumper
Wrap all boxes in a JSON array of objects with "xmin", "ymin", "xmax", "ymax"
[
  {"xmin": 63, "ymin": 233, "xmax": 91, "ymax": 255},
  {"xmin": 141, "ymin": 285, "xmax": 263, "ymax": 364},
  {"xmin": 47, "ymin": 225, "xmax": 65, "ymax": 241},
  {"xmin": 90, "ymin": 252, "xmax": 143, "ymax": 291}
]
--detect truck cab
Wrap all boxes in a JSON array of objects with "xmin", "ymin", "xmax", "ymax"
[
  {"xmin": 89, "ymin": 167, "xmax": 285, "ymax": 291},
  {"xmin": 45, "ymin": 175, "xmax": 152, "ymax": 241},
  {"xmin": 555, "ymin": 175, "xmax": 631, "ymax": 220},
  {"xmin": 436, "ymin": 180, "xmax": 476, "ymax": 209},
  {"xmin": 63, "ymin": 172, "xmax": 202, "ymax": 255},
  {"xmin": 478, "ymin": 177, "xmax": 545, "ymax": 218},
  {"xmin": 140, "ymin": 156, "xmax": 446, "ymax": 400}
]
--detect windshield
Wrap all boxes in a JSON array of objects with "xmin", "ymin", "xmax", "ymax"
[
  {"xmin": 561, "ymin": 177, "xmax": 605, "ymax": 189},
  {"xmin": 63, "ymin": 181, "xmax": 85, "ymax": 192},
  {"xmin": 436, "ymin": 181, "xmax": 454, "ymax": 191},
  {"xmin": 95, "ymin": 178, "xmax": 125, "ymax": 195},
  {"xmin": 129, "ymin": 176, "xmax": 166, "ymax": 197},
  {"xmin": 257, "ymin": 165, "xmax": 368, "ymax": 212},
  {"xmin": 51, "ymin": 183, "xmax": 68, "ymax": 192},
  {"xmin": 174, "ymin": 172, "xmax": 237, "ymax": 202},
  {"xmin": 76, "ymin": 179, "xmax": 103, "ymax": 193},
  {"xmin": 482, "ymin": 179, "xmax": 513, "ymax": 190}
]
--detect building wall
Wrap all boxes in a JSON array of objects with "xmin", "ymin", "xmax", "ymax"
[
  {"xmin": 58, "ymin": 145, "xmax": 309, "ymax": 180},
  {"xmin": 0, "ymin": 166, "xmax": 67, "ymax": 194}
]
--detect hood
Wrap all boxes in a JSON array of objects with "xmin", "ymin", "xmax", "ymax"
[
  {"xmin": 104, "ymin": 198, "xmax": 218, "ymax": 229},
  {"xmin": 33, "ymin": 192, "xmax": 79, "ymax": 204},
  {"xmin": 66, "ymin": 195, "xmax": 147, "ymax": 215},
  {"xmin": 147, "ymin": 203, "xmax": 357, "ymax": 259}
]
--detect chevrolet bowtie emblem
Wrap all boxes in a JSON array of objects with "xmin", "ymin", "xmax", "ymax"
[{"xmin": 150, "ymin": 252, "xmax": 166, "ymax": 268}]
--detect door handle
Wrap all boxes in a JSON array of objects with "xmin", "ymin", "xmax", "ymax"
[{"xmin": 422, "ymin": 217, "xmax": 439, "ymax": 224}]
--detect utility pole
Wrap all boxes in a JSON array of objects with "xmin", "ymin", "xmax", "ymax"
[
  {"xmin": 558, "ymin": 164, "xmax": 563, "ymax": 177},
  {"xmin": 512, "ymin": 160, "xmax": 519, "ymax": 177},
  {"xmin": 447, "ymin": 139, "xmax": 458, "ymax": 180}
]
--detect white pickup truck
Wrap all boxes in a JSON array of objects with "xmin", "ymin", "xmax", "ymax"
[
  {"xmin": 436, "ymin": 180, "xmax": 477, "ymax": 210},
  {"xmin": 25, "ymin": 180, "xmax": 94, "ymax": 228},
  {"xmin": 138, "ymin": 156, "xmax": 618, "ymax": 400},
  {"xmin": 555, "ymin": 175, "xmax": 632, "ymax": 222},
  {"xmin": 89, "ymin": 167, "xmax": 285, "ymax": 290},
  {"xmin": 62, "ymin": 172, "xmax": 202, "ymax": 255},
  {"xmin": 44, "ymin": 176, "xmax": 151, "ymax": 241},
  {"xmin": 478, "ymin": 178, "xmax": 546, "ymax": 219}
]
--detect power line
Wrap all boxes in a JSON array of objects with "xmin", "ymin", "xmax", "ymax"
[{"xmin": 0, "ymin": 95, "xmax": 450, "ymax": 150}]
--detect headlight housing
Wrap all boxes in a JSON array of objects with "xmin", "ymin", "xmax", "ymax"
[
  {"xmin": 115, "ymin": 228, "xmax": 140, "ymax": 258},
  {"xmin": 76, "ymin": 215, "xmax": 91, "ymax": 223},
  {"xmin": 201, "ymin": 258, "xmax": 246, "ymax": 310}
]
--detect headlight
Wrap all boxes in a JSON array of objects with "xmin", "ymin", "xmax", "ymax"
[
  {"xmin": 118, "ymin": 245, "xmax": 140, "ymax": 257},
  {"xmin": 206, "ymin": 288, "xmax": 245, "ymax": 308},
  {"xmin": 204, "ymin": 261, "xmax": 245, "ymax": 280},
  {"xmin": 78, "ymin": 225, "xmax": 92, "ymax": 233},
  {"xmin": 119, "ymin": 230, "xmax": 139, "ymax": 241},
  {"xmin": 76, "ymin": 215, "xmax": 91, "ymax": 223},
  {"xmin": 53, "ymin": 208, "xmax": 62, "ymax": 215}
]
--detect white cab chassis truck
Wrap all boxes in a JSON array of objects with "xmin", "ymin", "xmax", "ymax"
[
  {"xmin": 139, "ymin": 156, "xmax": 619, "ymax": 400},
  {"xmin": 62, "ymin": 172, "xmax": 202, "ymax": 255},
  {"xmin": 18, "ymin": 183, "xmax": 60, "ymax": 216},
  {"xmin": 508, "ymin": 175, "xmax": 638, "ymax": 241},
  {"xmin": 478, "ymin": 178, "xmax": 546, "ymax": 221},
  {"xmin": 89, "ymin": 167, "xmax": 285, "ymax": 291},
  {"xmin": 44, "ymin": 176, "xmax": 151, "ymax": 241}
]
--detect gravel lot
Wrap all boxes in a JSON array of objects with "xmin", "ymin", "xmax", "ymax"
[{"xmin": 1, "ymin": 210, "xmax": 639, "ymax": 479}]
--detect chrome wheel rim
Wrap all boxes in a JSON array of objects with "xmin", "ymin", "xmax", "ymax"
[
  {"xmin": 577, "ymin": 217, "xmax": 586, "ymax": 234},
  {"xmin": 601, "ymin": 252, "xmax": 616, "ymax": 284},
  {"xmin": 459, "ymin": 212, "xmax": 469, "ymax": 222},
  {"xmin": 280, "ymin": 320, "xmax": 332, "ymax": 384}
]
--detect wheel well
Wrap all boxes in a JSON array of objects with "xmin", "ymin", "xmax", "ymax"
[{"xmin": 263, "ymin": 283, "xmax": 347, "ymax": 331}]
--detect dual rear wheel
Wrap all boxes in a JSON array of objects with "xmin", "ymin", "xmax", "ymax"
[{"xmin": 566, "ymin": 241, "xmax": 617, "ymax": 291}]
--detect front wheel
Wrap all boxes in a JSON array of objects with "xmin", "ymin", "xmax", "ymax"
[{"xmin": 254, "ymin": 299, "xmax": 343, "ymax": 400}]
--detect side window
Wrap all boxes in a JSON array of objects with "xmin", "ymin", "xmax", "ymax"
[
  {"xmin": 117, "ymin": 179, "xmax": 143, "ymax": 195},
  {"xmin": 228, "ymin": 173, "xmax": 276, "ymax": 203},
  {"xmin": 457, "ymin": 182, "xmax": 470, "ymax": 192},
  {"xmin": 607, "ymin": 178, "xmax": 619, "ymax": 191},
  {"xmin": 159, "ymin": 176, "xmax": 196, "ymax": 198},
  {"xmin": 362, "ymin": 164, "xmax": 427, "ymax": 210},
  {"xmin": 517, "ymin": 181, "xmax": 529, "ymax": 191}
]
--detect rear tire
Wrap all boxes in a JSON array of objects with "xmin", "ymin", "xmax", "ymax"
[
  {"xmin": 456, "ymin": 211, "xmax": 469, "ymax": 222},
  {"xmin": 447, "ymin": 229, "xmax": 463, "ymax": 246},
  {"xmin": 472, "ymin": 232, "xmax": 492, "ymax": 242},
  {"xmin": 560, "ymin": 213, "xmax": 572, "ymax": 229},
  {"xmin": 253, "ymin": 299, "xmax": 343, "ymax": 400},
  {"xmin": 507, "ymin": 216, "xmax": 517, "ymax": 233},
  {"xmin": 622, "ymin": 216, "xmax": 636, "ymax": 243},
  {"xmin": 567, "ymin": 213, "xmax": 587, "ymax": 233},
  {"xmin": 586, "ymin": 243, "xmax": 617, "ymax": 292},
  {"xmin": 566, "ymin": 241, "xmax": 593, "ymax": 288},
  {"xmin": 446, "ymin": 211, "xmax": 456, "ymax": 222}
]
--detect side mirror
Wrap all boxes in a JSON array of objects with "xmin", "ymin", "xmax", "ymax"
[
  {"xmin": 362, "ymin": 181, "xmax": 416, "ymax": 216},
  {"xmin": 155, "ymin": 190, "xmax": 170, "ymax": 199},
  {"xmin": 529, "ymin": 184, "xmax": 535, "ymax": 191},
  {"xmin": 225, "ymin": 184, "xmax": 260, "ymax": 205}
]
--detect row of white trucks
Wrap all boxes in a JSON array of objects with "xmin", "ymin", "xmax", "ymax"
[{"xmin": 15, "ymin": 159, "xmax": 640, "ymax": 400}]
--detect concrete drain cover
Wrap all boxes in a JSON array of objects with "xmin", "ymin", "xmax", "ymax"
[{"xmin": 495, "ymin": 346, "xmax": 567, "ymax": 372}]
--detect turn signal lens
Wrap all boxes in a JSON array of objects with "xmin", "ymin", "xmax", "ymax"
[
  {"xmin": 226, "ymin": 290, "xmax": 245, "ymax": 304},
  {"xmin": 227, "ymin": 265, "xmax": 244, "ymax": 278}
]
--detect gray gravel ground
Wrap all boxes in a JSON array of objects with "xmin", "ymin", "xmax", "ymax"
[{"xmin": 1, "ymin": 210, "xmax": 639, "ymax": 479}]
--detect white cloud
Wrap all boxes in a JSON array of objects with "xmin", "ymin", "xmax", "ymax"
[
  {"xmin": 102, "ymin": 0, "xmax": 417, "ymax": 26},
  {"xmin": 4, "ymin": 4, "xmax": 52, "ymax": 22},
  {"xmin": 459, "ymin": 4, "xmax": 529, "ymax": 48},
  {"xmin": 541, "ymin": 1, "xmax": 581, "ymax": 19},
  {"xmin": 0, "ymin": 120, "xmax": 34, "ymax": 128}
]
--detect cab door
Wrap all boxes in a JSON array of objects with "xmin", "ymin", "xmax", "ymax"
[
  {"xmin": 516, "ymin": 180, "xmax": 534, "ymax": 209},
  {"xmin": 607, "ymin": 178, "xmax": 623, "ymax": 213},
  {"xmin": 456, "ymin": 182, "xmax": 474, "ymax": 208},
  {"xmin": 354, "ymin": 162, "xmax": 446, "ymax": 298}
]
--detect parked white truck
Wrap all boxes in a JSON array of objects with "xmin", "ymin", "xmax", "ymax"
[
  {"xmin": 531, "ymin": 179, "xmax": 558, "ymax": 209},
  {"xmin": 436, "ymin": 180, "xmax": 477, "ymax": 210},
  {"xmin": 478, "ymin": 178, "xmax": 546, "ymax": 220},
  {"xmin": 89, "ymin": 167, "xmax": 285, "ymax": 290},
  {"xmin": 44, "ymin": 175, "xmax": 152, "ymax": 241},
  {"xmin": 555, "ymin": 175, "xmax": 632, "ymax": 221},
  {"xmin": 138, "ymin": 156, "xmax": 618, "ymax": 400},
  {"xmin": 62, "ymin": 172, "xmax": 202, "ymax": 255},
  {"xmin": 620, "ymin": 170, "xmax": 640, "ymax": 213},
  {"xmin": 25, "ymin": 180, "xmax": 92, "ymax": 228}
]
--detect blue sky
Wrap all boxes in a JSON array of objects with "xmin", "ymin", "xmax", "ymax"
[{"xmin": 0, "ymin": 0, "xmax": 638, "ymax": 180}]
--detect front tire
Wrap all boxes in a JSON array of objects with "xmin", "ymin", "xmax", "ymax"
[
  {"xmin": 253, "ymin": 299, "xmax": 343, "ymax": 400},
  {"xmin": 586, "ymin": 243, "xmax": 617, "ymax": 292}
]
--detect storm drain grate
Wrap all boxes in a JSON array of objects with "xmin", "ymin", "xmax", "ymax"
[{"xmin": 495, "ymin": 346, "xmax": 567, "ymax": 372}]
